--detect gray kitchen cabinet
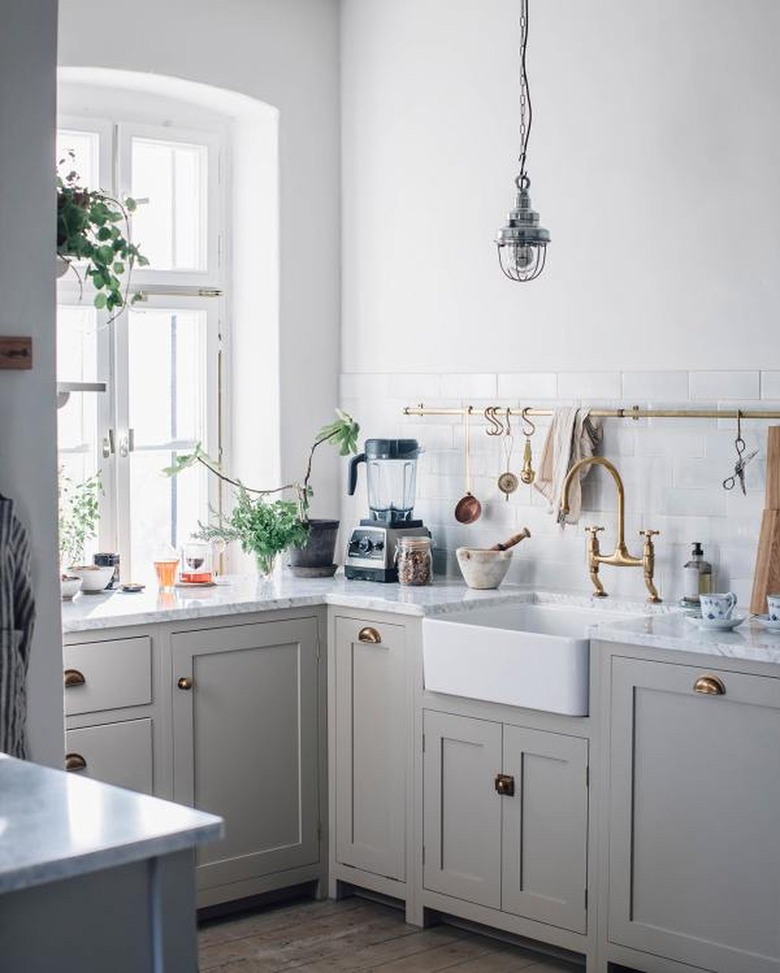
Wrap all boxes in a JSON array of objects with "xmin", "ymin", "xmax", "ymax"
[
  {"xmin": 608, "ymin": 656, "xmax": 780, "ymax": 973},
  {"xmin": 171, "ymin": 614, "xmax": 323, "ymax": 907},
  {"xmin": 329, "ymin": 612, "xmax": 410, "ymax": 898},
  {"xmin": 423, "ymin": 709, "xmax": 588, "ymax": 934},
  {"xmin": 63, "ymin": 633, "xmax": 161, "ymax": 796}
]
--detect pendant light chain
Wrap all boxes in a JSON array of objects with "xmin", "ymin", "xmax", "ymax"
[{"xmin": 517, "ymin": 0, "xmax": 532, "ymax": 183}]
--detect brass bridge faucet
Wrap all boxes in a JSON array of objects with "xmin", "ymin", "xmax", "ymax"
[{"xmin": 560, "ymin": 456, "xmax": 661, "ymax": 603}]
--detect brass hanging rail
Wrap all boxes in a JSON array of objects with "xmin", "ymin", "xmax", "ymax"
[{"xmin": 403, "ymin": 404, "xmax": 780, "ymax": 421}]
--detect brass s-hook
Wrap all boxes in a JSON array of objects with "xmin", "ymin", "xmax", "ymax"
[{"xmin": 484, "ymin": 406, "xmax": 504, "ymax": 436}]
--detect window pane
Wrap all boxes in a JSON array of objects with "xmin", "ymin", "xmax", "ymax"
[
  {"xmin": 131, "ymin": 137, "xmax": 208, "ymax": 271},
  {"xmin": 57, "ymin": 129, "xmax": 99, "ymax": 188},
  {"xmin": 127, "ymin": 307, "xmax": 207, "ymax": 445},
  {"xmin": 126, "ymin": 306, "xmax": 211, "ymax": 581},
  {"xmin": 56, "ymin": 305, "xmax": 100, "ymax": 471},
  {"xmin": 128, "ymin": 450, "xmax": 209, "ymax": 584}
]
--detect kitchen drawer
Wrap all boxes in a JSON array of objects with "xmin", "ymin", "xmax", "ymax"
[
  {"xmin": 66, "ymin": 718, "xmax": 153, "ymax": 794},
  {"xmin": 64, "ymin": 636, "xmax": 152, "ymax": 716}
]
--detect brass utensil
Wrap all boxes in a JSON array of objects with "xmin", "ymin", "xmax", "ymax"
[
  {"xmin": 497, "ymin": 409, "xmax": 519, "ymax": 500},
  {"xmin": 455, "ymin": 407, "xmax": 482, "ymax": 524},
  {"xmin": 519, "ymin": 407, "xmax": 536, "ymax": 485}
]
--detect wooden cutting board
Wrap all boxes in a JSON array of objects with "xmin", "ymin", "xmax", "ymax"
[{"xmin": 750, "ymin": 427, "xmax": 780, "ymax": 614}]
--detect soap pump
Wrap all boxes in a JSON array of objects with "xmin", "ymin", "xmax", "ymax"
[{"xmin": 682, "ymin": 542, "xmax": 712, "ymax": 606}]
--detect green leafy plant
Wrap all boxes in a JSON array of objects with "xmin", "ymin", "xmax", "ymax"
[
  {"xmin": 163, "ymin": 410, "xmax": 360, "ymax": 568},
  {"xmin": 195, "ymin": 489, "xmax": 310, "ymax": 575},
  {"xmin": 57, "ymin": 152, "xmax": 149, "ymax": 322},
  {"xmin": 58, "ymin": 470, "xmax": 102, "ymax": 568}
]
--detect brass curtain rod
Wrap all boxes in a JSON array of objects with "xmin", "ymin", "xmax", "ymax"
[{"xmin": 403, "ymin": 404, "xmax": 780, "ymax": 420}]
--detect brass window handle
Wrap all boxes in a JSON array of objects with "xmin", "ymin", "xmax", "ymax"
[
  {"xmin": 65, "ymin": 753, "xmax": 87, "ymax": 772},
  {"xmin": 693, "ymin": 675, "xmax": 726, "ymax": 696},
  {"xmin": 177, "ymin": 677, "xmax": 193, "ymax": 691},
  {"xmin": 64, "ymin": 668, "xmax": 86, "ymax": 688},
  {"xmin": 358, "ymin": 627, "xmax": 381, "ymax": 644}
]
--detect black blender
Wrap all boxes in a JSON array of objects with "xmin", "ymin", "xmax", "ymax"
[{"xmin": 344, "ymin": 439, "xmax": 430, "ymax": 582}]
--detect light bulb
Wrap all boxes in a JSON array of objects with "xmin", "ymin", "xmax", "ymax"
[{"xmin": 513, "ymin": 245, "xmax": 534, "ymax": 270}]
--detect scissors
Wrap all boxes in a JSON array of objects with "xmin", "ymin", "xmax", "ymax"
[{"xmin": 723, "ymin": 449, "xmax": 758, "ymax": 494}]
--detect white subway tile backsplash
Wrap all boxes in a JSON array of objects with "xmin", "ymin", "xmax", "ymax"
[
  {"xmin": 622, "ymin": 371, "xmax": 689, "ymax": 401},
  {"xmin": 689, "ymin": 371, "xmax": 760, "ymax": 401},
  {"xmin": 340, "ymin": 370, "xmax": 766, "ymax": 593},
  {"xmin": 557, "ymin": 372, "xmax": 622, "ymax": 399},
  {"xmin": 439, "ymin": 373, "xmax": 498, "ymax": 400},
  {"xmin": 497, "ymin": 372, "xmax": 558, "ymax": 399},
  {"xmin": 761, "ymin": 373, "xmax": 780, "ymax": 399}
]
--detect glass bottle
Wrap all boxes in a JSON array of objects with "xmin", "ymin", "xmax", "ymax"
[
  {"xmin": 682, "ymin": 542, "xmax": 712, "ymax": 604},
  {"xmin": 396, "ymin": 535, "xmax": 433, "ymax": 586}
]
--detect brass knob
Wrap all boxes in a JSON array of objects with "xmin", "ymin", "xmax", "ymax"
[
  {"xmin": 65, "ymin": 753, "xmax": 87, "ymax": 772},
  {"xmin": 64, "ymin": 668, "xmax": 86, "ymax": 688},
  {"xmin": 358, "ymin": 627, "xmax": 381, "ymax": 644},
  {"xmin": 693, "ymin": 675, "xmax": 725, "ymax": 696},
  {"xmin": 177, "ymin": 676, "xmax": 193, "ymax": 691},
  {"xmin": 494, "ymin": 773, "xmax": 515, "ymax": 797},
  {"xmin": 585, "ymin": 526, "xmax": 605, "ymax": 534}
]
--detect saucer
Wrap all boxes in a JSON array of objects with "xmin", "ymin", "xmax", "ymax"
[
  {"xmin": 754, "ymin": 614, "xmax": 780, "ymax": 633},
  {"xmin": 686, "ymin": 614, "xmax": 746, "ymax": 632}
]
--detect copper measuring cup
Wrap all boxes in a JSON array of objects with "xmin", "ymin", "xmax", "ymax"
[{"xmin": 455, "ymin": 407, "xmax": 482, "ymax": 524}]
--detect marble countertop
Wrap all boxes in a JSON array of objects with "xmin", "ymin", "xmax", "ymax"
[
  {"xmin": 0, "ymin": 755, "xmax": 223, "ymax": 894},
  {"xmin": 61, "ymin": 573, "xmax": 544, "ymax": 632},
  {"xmin": 61, "ymin": 574, "xmax": 780, "ymax": 666},
  {"xmin": 593, "ymin": 611, "xmax": 780, "ymax": 664}
]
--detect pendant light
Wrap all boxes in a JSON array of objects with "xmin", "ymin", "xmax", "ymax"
[{"xmin": 496, "ymin": 0, "xmax": 550, "ymax": 282}]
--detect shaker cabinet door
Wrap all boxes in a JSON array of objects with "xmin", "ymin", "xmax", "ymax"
[
  {"xmin": 423, "ymin": 710, "xmax": 502, "ymax": 910},
  {"xmin": 171, "ymin": 617, "xmax": 320, "ymax": 897},
  {"xmin": 501, "ymin": 726, "xmax": 588, "ymax": 934},
  {"xmin": 609, "ymin": 657, "xmax": 780, "ymax": 973},
  {"xmin": 334, "ymin": 616, "xmax": 407, "ymax": 881}
]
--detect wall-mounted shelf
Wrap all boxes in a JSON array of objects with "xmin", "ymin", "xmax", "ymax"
[{"xmin": 57, "ymin": 381, "xmax": 107, "ymax": 410}]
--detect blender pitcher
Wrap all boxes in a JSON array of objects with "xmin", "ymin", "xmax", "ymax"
[{"xmin": 348, "ymin": 439, "xmax": 420, "ymax": 524}]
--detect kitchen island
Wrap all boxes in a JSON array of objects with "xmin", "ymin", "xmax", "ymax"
[{"xmin": 0, "ymin": 754, "xmax": 222, "ymax": 972}]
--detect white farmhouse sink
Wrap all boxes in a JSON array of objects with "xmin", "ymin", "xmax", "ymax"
[{"xmin": 422, "ymin": 603, "xmax": 635, "ymax": 716}]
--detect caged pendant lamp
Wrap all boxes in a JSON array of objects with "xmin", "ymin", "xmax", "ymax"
[{"xmin": 496, "ymin": 0, "xmax": 550, "ymax": 282}]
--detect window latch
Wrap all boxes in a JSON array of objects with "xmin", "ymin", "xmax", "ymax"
[{"xmin": 102, "ymin": 429, "xmax": 116, "ymax": 459}]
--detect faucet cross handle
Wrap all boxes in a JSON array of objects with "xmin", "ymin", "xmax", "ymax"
[
  {"xmin": 640, "ymin": 529, "xmax": 660, "ymax": 537},
  {"xmin": 585, "ymin": 525, "xmax": 605, "ymax": 534}
]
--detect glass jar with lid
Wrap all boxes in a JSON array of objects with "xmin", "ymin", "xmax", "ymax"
[{"xmin": 396, "ymin": 535, "xmax": 433, "ymax": 586}]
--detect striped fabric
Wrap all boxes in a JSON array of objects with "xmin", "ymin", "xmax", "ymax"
[{"xmin": 0, "ymin": 497, "xmax": 35, "ymax": 758}]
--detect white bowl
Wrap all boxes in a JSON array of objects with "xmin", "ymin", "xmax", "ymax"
[
  {"xmin": 456, "ymin": 547, "xmax": 513, "ymax": 589},
  {"xmin": 60, "ymin": 575, "xmax": 82, "ymax": 601},
  {"xmin": 68, "ymin": 564, "xmax": 114, "ymax": 594}
]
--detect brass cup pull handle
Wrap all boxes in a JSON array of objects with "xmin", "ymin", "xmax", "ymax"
[
  {"xmin": 64, "ymin": 668, "xmax": 86, "ymax": 688},
  {"xmin": 65, "ymin": 753, "xmax": 87, "ymax": 772},
  {"xmin": 177, "ymin": 676, "xmax": 193, "ymax": 691},
  {"xmin": 495, "ymin": 773, "xmax": 515, "ymax": 797},
  {"xmin": 694, "ymin": 675, "xmax": 726, "ymax": 696},
  {"xmin": 358, "ymin": 627, "xmax": 381, "ymax": 644}
]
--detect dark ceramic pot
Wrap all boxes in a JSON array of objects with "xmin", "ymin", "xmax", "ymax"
[{"xmin": 288, "ymin": 519, "xmax": 339, "ymax": 577}]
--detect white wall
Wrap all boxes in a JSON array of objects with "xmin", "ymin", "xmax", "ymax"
[
  {"xmin": 0, "ymin": 0, "xmax": 63, "ymax": 765},
  {"xmin": 59, "ymin": 0, "xmax": 343, "ymax": 516},
  {"xmin": 340, "ymin": 1, "xmax": 780, "ymax": 604},
  {"xmin": 341, "ymin": 0, "xmax": 780, "ymax": 373}
]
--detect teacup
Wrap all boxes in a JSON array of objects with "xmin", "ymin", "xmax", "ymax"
[
  {"xmin": 767, "ymin": 594, "xmax": 780, "ymax": 622},
  {"xmin": 700, "ymin": 591, "xmax": 737, "ymax": 621}
]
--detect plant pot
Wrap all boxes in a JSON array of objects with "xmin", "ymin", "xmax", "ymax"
[{"xmin": 288, "ymin": 519, "xmax": 339, "ymax": 578}]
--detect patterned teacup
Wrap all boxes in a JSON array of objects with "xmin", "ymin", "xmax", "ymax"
[
  {"xmin": 700, "ymin": 592, "xmax": 737, "ymax": 621},
  {"xmin": 767, "ymin": 594, "xmax": 780, "ymax": 622}
]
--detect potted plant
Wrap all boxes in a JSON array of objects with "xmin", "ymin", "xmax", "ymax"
[
  {"xmin": 57, "ymin": 470, "xmax": 111, "ymax": 597},
  {"xmin": 57, "ymin": 152, "xmax": 149, "ymax": 322},
  {"xmin": 165, "ymin": 410, "xmax": 360, "ymax": 577}
]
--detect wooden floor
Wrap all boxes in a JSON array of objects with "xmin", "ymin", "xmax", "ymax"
[{"xmin": 198, "ymin": 895, "xmax": 582, "ymax": 972}]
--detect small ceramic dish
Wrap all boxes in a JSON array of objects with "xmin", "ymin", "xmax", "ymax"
[
  {"xmin": 753, "ymin": 614, "xmax": 780, "ymax": 633},
  {"xmin": 119, "ymin": 582, "xmax": 145, "ymax": 593},
  {"xmin": 60, "ymin": 575, "xmax": 82, "ymax": 601},
  {"xmin": 685, "ymin": 614, "xmax": 746, "ymax": 632}
]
